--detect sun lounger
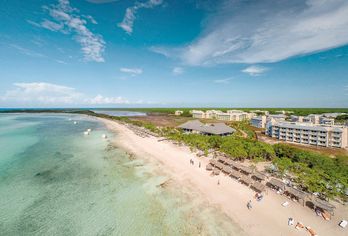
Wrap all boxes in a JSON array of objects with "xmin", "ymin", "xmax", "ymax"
[
  {"xmin": 295, "ymin": 222, "xmax": 304, "ymax": 230},
  {"xmin": 306, "ymin": 226, "xmax": 318, "ymax": 236},
  {"xmin": 282, "ymin": 201, "xmax": 289, "ymax": 207},
  {"xmin": 322, "ymin": 211, "xmax": 330, "ymax": 221},
  {"xmin": 339, "ymin": 220, "xmax": 347, "ymax": 228}
]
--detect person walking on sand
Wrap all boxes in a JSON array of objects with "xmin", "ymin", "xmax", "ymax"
[
  {"xmin": 247, "ymin": 200, "xmax": 252, "ymax": 210},
  {"xmin": 199, "ymin": 162, "xmax": 201, "ymax": 168},
  {"xmin": 217, "ymin": 179, "xmax": 220, "ymax": 185}
]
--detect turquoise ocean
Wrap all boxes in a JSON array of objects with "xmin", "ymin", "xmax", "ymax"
[{"xmin": 0, "ymin": 114, "xmax": 243, "ymax": 236}]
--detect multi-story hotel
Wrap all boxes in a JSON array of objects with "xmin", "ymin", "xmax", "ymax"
[
  {"xmin": 250, "ymin": 116, "xmax": 267, "ymax": 128},
  {"xmin": 266, "ymin": 121, "xmax": 348, "ymax": 148},
  {"xmin": 191, "ymin": 110, "xmax": 255, "ymax": 121},
  {"xmin": 291, "ymin": 114, "xmax": 335, "ymax": 125}
]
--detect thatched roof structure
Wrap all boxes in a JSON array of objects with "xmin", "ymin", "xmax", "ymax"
[
  {"xmin": 267, "ymin": 178, "xmax": 286, "ymax": 190},
  {"xmin": 252, "ymin": 171, "xmax": 266, "ymax": 181},
  {"xmin": 239, "ymin": 165, "xmax": 253, "ymax": 175},
  {"xmin": 218, "ymin": 156, "xmax": 227, "ymax": 163},
  {"xmin": 285, "ymin": 187, "xmax": 307, "ymax": 200},
  {"xmin": 225, "ymin": 159, "xmax": 234, "ymax": 166},
  {"xmin": 206, "ymin": 164, "xmax": 213, "ymax": 171},
  {"xmin": 251, "ymin": 182, "xmax": 266, "ymax": 192},
  {"xmin": 239, "ymin": 175, "xmax": 253, "ymax": 186},
  {"xmin": 178, "ymin": 120, "xmax": 235, "ymax": 135},
  {"xmin": 213, "ymin": 168, "xmax": 220, "ymax": 175},
  {"xmin": 313, "ymin": 198, "xmax": 335, "ymax": 213},
  {"xmin": 231, "ymin": 162, "xmax": 241, "ymax": 170},
  {"xmin": 230, "ymin": 169, "xmax": 241, "ymax": 179},
  {"xmin": 215, "ymin": 162, "xmax": 224, "ymax": 170},
  {"xmin": 209, "ymin": 159, "xmax": 218, "ymax": 166},
  {"xmin": 222, "ymin": 166, "xmax": 232, "ymax": 174}
]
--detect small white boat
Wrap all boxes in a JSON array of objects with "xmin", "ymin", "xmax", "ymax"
[
  {"xmin": 74, "ymin": 121, "xmax": 78, "ymax": 124},
  {"xmin": 84, "ymin": 131, "xmax": 90, "ymax": 135},
  {"xmin": 87, "ymin": 128, "xmax": 92, "ymax": 132},
  {"xmin": 102, "ymin": 134, "xmax": 107, "ymax": 139}
]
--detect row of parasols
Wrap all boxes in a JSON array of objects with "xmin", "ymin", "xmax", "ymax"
[{"xmin": 206, "ymin": 156, "xmax": 336, "ymax": 216}]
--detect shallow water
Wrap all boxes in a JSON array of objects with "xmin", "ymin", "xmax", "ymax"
[{"xmin": 0, "ymin": 114, "xmax": 243, "ymax": 236}]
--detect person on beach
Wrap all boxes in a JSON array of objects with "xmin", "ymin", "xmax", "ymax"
[
  {"xmin": 199, "ymin": 162, "xmax": 201, "ymax": 168},
  {"xmin": 217, "ymin": 179, "xmax": 220, "ymax": 185},
  {"xmin": 247, "ymin": 200, "xmax": 252, "ymax": 210},
  {"xmin": 288, "ymin": 218, "xmax": 294, "ymax": 226}
]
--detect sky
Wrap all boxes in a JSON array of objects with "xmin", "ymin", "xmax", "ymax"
[{"xmin": 0, "ymin": 0, "xmax": 347, "ymax": 108}]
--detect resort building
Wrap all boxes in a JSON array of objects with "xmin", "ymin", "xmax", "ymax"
[
  {"xmin": 250, "ymin": 115, "xmax": 267, "ymax": 128},
  {"xmin": 267, "ymin": 114, "xmax": 287, "ymax": 121},
  {"xmin": 178, "ymin": 120, "xmax": 235, "ymax": 136},
  {"xmin": 319, "ymin": 117, "xmax": 335, "ymax": 125},
  {"xmin": 190, "ymin": 110, "xmax": 255, "ymax": 121},
  {"xmin": 174, "ymin": 110, "xmax": 184, "ymax": 116},
  {"xmin": 266, "ymin": 121, "xmax": 348, "ymax": 148},
  {"xmin": 291, "ymin": 115, "xmax": 335, "ymax": 125},
  {"xmin": 191, "ymin": 110, "xmax": 206, "ymax": 119}
]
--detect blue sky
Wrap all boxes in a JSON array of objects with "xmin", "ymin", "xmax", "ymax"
[{"xmin": 0, "ymin": 0, "xmax": 347, "ymax": 108}]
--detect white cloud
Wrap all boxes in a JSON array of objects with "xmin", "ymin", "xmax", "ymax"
[
  {"xmin": 213, "ymin": 78, "xmax": 232, "ymax": 84},
  {"xmin": 9, "ymin": 44, "xmax": 46, "ymax": 58},
  {"xmin": 89, "ymin": 95, "xmax": 129, "ymax": 104},
  {"xmin": 1, "ymin": 82, "xmax": 83, "ymax": 105},
  {"xmin": 120, "ymin": 67, "xmax": 143, "ymax": 76},
  {"xmin": 172, "ymin": 67, "xmax": 184, "ymax": 75},
  {"xmin": 242, "ymin": 65, "xmax": 268, "ymax": 76},
  {"xmin": 86, "ymin": 0, "xmax": 120, "ymax": 3},
  {"xmin": 0, "ymin": 82, "xmax": 143, "ymax": 106},
  {"xmin": 118, "ymin": 0, "xmax": 163, "ymax": 34},
  {"xmin": 30, "ymin": 0, "xmax": 105, "ymax": 62},
  {"xmin": 153, "ymin": 0, "xmax": 348, "ymax": 65},
  {"xmin": 41, "ymin": 19, "xmax": 64, "ymax": 31}
]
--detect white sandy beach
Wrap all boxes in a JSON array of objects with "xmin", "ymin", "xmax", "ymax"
[{"xmin": 101, "ymin": 118, "xmax": 347, "ymax": 236}]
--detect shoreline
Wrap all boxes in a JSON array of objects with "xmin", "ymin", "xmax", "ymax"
[{"xmin": 100, "ymin": 117, "xmax": 347, "ymax": 236}]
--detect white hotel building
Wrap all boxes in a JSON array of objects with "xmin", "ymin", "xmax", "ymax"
[
  {"xmin": 266, "ymin": 121, "xmax": 348, "ymax": 148},
  {"xmin": 191, "ymin": 110, "xmax": 255, "ymax": 121}
]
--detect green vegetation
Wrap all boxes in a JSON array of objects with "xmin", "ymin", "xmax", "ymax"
[
  {"xmin": 97, "ymin": 107, "xmax": 348, "ymax": 116},
  {"xmin": 165, "ymin": 131, "xmax": 276, "ymax": 160},
  {"xmin": 273, "ymin": 144, "xmax": 348, "ymax": 199},
  {"xmin": 335, "ymin": 114, "xmax": 348, "ymax": 124},
  {"xmin": 229, "ymin": 121, "xmax": 256, "ymax": 139}
]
